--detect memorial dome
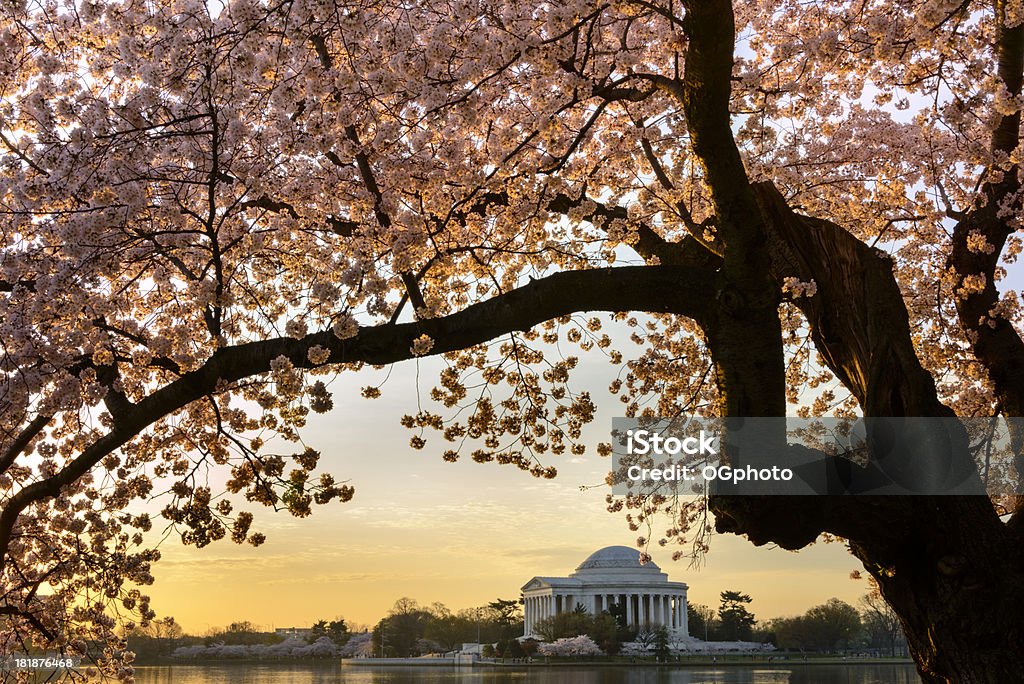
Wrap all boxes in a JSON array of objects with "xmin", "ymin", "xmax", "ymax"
[{"xmin": 575, "ymin": 545, "xmax": 661, "ymax": 571}]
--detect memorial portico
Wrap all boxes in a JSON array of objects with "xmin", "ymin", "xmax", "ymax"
[{"xmin": 521, "ymin": 546, "xmax": 689, "ymax": 638}]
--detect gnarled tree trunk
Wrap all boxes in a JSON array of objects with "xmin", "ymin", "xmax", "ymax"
[{"xmin": 708, "ymin": 183, "xmax": 1024, "ymax": 683}]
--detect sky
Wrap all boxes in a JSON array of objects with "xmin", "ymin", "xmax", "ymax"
[{"xmin": 140, "ymin": 341, "xmax": 869, "ymax": 636}]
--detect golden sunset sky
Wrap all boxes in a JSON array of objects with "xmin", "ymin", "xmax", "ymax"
[{"xmin": 143, "ymin": 351, "xmax": 867, "ymax": 634}]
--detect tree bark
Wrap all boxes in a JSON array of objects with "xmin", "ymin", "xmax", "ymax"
[
  {"xmin": 674, "ymin": 4, "xmax": 1024, "ymax": 681},
  {"xmin": 848, "ymin": 499, "xmax": 1024, "ymax": 684},
  {"xmin": 713, "ymin": 184, "xmax": 1024, "ymax": 683}
]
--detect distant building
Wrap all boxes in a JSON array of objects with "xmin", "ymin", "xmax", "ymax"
[
  {"xmin": 274, "ymin": 627, "xmax": 312, "ymax": 639},
  {"xmin": 521, "ymin": 546, "xmax": 689, "ymax": 638}
]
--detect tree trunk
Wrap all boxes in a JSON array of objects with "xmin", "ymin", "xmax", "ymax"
[
  {"xmin": 850, "ymin": 498, "xmax": 1024, "ymax": 684},
  {"xmin": 709, "ymin": 184, "xmax": 1024, "ymax": 683}
]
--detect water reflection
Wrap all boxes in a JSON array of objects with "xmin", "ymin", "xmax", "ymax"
[{"xmin": 132, "ymin": 663, "xmax": 922, "ymax": 684}]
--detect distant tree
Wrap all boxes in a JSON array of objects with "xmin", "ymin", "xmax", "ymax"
[
  {"xmin": 805, "ymin": 598, "xmax": 862, "ymax": 653},
  {"xmin": 860, "ymin": 591, "xmax": 907, "ymax": 657},
  {"xmin": 687, "ymin": 603, "xmax": 718, "ymax": 640},
  {"xmin": 226, "ymin": 621, "xmax": 259, "ymax": 634},
  {"xmin": 587, "ymin": 612, "xmax": 626, "ymax": 656},
  {"xmin": 538, "ymin": 635, "xmax": 603, "ymax": 657},
  {"xmin": 488, "ymin": 598, "xmax": 525, "ymax": 642},
  {"xmin": 751, "ymin": 622, "xmax": 777, "ymax": 646},
  {"xmin": 135, "ymin": 617, "xmax": 184, "ymax": 640},
  {"xmin": 652, "ymin": 625, "xmax": 671, "ymax": 660},
  {"xmin": 718, "ymin": 591, "xmax": 756, "ymax": 641},
  {"xmin": 771, "ymin": 615, "xmax": 814, "ymax": 652},
  {"xmin": 607, "ymin": 600, "xmax": 627, "ymax": 629},
  {"xmin": 634, "ymin": 626, "xmax": 658, "ymax": 647},
  {"xmin": 340, "ymin": 632, "xmax": 373, "ymax": 658},
  {"xmin": 424, "ymin": 609, "xmax": 475, "ymax": 652},
  {"xmin": 501, "ymin": 639, "xmax": 526, "ymax": 659},
  {"xmin": 204, "ymin": 621, "xmax": 280, "ymax": 646},
  {"xmin": 373, "ymin": 597, "xmax": 433, "ymax": 657},
  {"xmin": 126, "ymin": 617, "xmax": 188, "ymax": 660},
  {"xmin": 488, "ymin": 599, "xmax": 523, "ymax": 627},
  {"xmin": 532, "ymin": 610, "xmax": 591, "ymax": 641},
  {"xmin": 521, "ymin": 639, "xmax": 541, "ymax": 658},
  {"xmin": 370, "ymin": 621, "xmax": 388, "ymax": 657},
  {"xmin": 532, "ymin": 608, "xmax": 632, "ymax": 655},
  {"xmin": 772, "ymin": 598, "xmax": 862, "ymax": 653},
  {"xmin": 308, "ymin": 618, "xmax": 350, "ymax": 646}
]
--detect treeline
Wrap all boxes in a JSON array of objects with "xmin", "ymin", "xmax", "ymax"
[
  {"xmin": 371, "ymin": 597, "xmax": 524, "ymax": 657},
  {"xmin": 688, "ymin": 591, "xmax": 908, "ymax": 655},
  {"xmin": 527, "ymin": 604, "xmax": 656, "ymax": 655},
  {"xmin": 127, "ymin": 596, "xmax": 525, "ymax": 661},
  {"xmin": 126, "ymin": 617, "xmax": 363, "ymax": 661}
]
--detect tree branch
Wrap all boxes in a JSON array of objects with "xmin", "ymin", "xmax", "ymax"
[
  {"xmin": 945, "ymin": 3, "xmax": 1024, "ymax": 515},
  {"xmin": 0, "ymin": 414, "xmax": 51, "ymax": 476},
  {"xmin": 0, "ymin": 265, "xmax": 715, "ymax": 573},
  {"xmin": 346, "ymin": 126, "xmax": 428, "ymax": 314}
]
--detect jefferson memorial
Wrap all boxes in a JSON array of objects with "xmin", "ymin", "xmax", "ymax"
[{"xmin": 521, "ymin": 546, "xmax": 689, "ymax": 638}]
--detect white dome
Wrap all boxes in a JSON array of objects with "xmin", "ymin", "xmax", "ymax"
[{"xmin": 575, "ymin": 546, "xmax": 661, "ymax": 571}]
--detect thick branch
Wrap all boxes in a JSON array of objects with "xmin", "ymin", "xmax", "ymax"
[
  {"xmin": 993, "ymin": 0, "xmax": 1024, "ymax": 157},
  {"xmin": 0, "ymin": 265, "xmax": 714, "ymax": 573},
  {"xmin": 754, "ymin": 182, "xmax": 952, "ymax": 418},
  {"xmin": 673, "ymin": 1, "xmax": 786, "ymax": 421},
  {"xmin": 946, "ymin": 3, "xmax": 1024, "ymax": 513},
  {"xmin": 715, "ymin": 183, "xmax": 1003, "ymax": 559},
  {"xmin": 677, "ymin": 0, "xmax": 764, "ymax": 254},
  {"xmin": 947, "ymin": 4, "xmax": 1024, "ymax": 417}
]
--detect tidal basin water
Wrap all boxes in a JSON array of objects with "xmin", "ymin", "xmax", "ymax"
[{"xmin": 133, "ymin": 663, "xmax": 922, "ymax": 684}]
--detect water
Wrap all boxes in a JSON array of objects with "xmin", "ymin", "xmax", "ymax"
[{"xmin": 132, "ymin": 663, "xmax": 922, "ymax": 684}]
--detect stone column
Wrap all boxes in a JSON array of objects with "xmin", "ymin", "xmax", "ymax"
[
  {"xmin": 526, "ymin": 597, "xmax": 532, "ymax": 636},
  {"xmin": 639, "ymin": 593, "xmax": 646, "ymax": 626},
  {"xmin": 525, "ymin": 597, "xmax": 530, "ymax": 635}
]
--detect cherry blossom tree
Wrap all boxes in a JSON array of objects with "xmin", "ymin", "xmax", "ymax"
[
  {"xmin": 537, "ymin": 634, "xmax": 603, "ymax": 657},
  {"xmin": 1, "ymin": 0, "xmax": 1023, "ymax": 681}
]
